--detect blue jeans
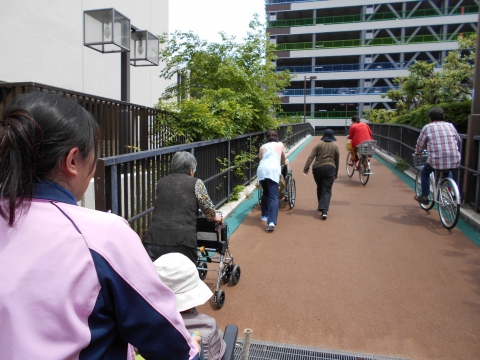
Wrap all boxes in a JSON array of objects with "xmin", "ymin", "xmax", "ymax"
[
  {"xmin": 421, "ymin": 163, "xmax": 452, "ymax": 196},
  {"xmin": 260, "ymin": 178, "xmax": 279, "ymax": 225}
]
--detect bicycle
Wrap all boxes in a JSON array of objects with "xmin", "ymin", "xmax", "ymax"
[
  {"xmin": 346, "ymin": 140, "xmax": 377, "ymax": 185},
  {"xmin": 412, "ymin": 152, "xmax": 461, "ymax": 230}
]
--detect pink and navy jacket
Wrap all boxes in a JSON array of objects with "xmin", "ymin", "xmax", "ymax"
[{"xmin": 0, "ymin": 182, "xmax": 199, "ymax": 360}]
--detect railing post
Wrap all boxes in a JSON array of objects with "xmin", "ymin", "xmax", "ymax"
[
  {"xmin": 463, "ymin": 8, "xmax": 480, "ymax": 205},
  {"xmin": 227, "ymin": 140, "xmax": 231, "ymax": 203},
  {"xmin": 94, "ymin": 159, "xmax": 107, "ymax": 212},
  {"xmin": 248, "ymin": 135, "xmax": 252, "ymax": 184}
]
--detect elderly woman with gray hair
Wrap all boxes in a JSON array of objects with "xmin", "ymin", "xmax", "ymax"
[{"xmin": 144, "ymin": 151, "xmax": 222, "ymax": 264}]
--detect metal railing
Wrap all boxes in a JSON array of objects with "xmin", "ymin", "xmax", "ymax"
[
  {"xmin": 276, "ymin": 60, "xmax": 440, "ymax": 74},
  {"xmin": 268, "ymin": 5, "xmax": 478, "ymax": 28},
  {"xmin": 370, "ymin": 123, "xmax": 479, "ymax": 213},
  {"xmin": 278, "ymin": 111, "xmax": 359, "ymax": 119},
  {"xmin": 94, "ymin": 123, "xmax": 314, "ymax": 239},
  {"xmin": 0, "ymin": 82, "xmax": 184, "ymax": 157},
  {"xmin": 282, "ymin": 86, "xmax": 398, "ymax": 97},
  {"xmin": 276, "ymin": 32, "xmax": 474, "ymax": 51},
  {"xmin": 266, "ymin": 0, "xmax": 325, "ymax": 3}
]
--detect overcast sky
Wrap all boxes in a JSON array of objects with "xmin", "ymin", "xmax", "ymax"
[{"xmin": 169, "ymin": 0, "xmax": 266, "ymax": 43}]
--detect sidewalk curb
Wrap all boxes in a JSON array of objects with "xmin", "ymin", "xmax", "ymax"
[{"xmin": 375, "ymin": 149, "xmax": 480, "ymax": 231}]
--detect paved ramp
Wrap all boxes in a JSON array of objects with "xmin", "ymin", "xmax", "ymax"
[{"xmin": 199, "ymin": 136, "xmax": 480, "ymax": 360}]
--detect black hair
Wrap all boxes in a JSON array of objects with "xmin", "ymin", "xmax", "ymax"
[
  {"xmin": 265, "ymin": 129, "xmax": 278, "ymax": 142},
  {"xmin": 351, "ymin": 115, "xmax": 360, "ymax": 123},
  {"xmin": 0, "ymin": 92, "xmax": 101, "ymax": 227},
  {"xmin": 428, "ymin": 107, "xmax": 445, "ymax": 121}
]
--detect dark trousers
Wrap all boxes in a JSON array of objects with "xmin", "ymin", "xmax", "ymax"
[
  {"xmin": 312, "ymin": 165, "xmax": 336, "ymax": 211},
  {"xmin": 144, "ymin": 243, "xmax": 198, "ymax": 264},
  {"xmin": 260, "ymin": 178, "xmax": 279, "ymax": 225},
  {"xmin": 421, "ymin": 163, "xmax": 452, "ymax": 196}
]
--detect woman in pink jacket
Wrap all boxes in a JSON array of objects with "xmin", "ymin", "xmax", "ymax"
[{"xmin": 0, "ymin": 92, "xmax": 200, "ymax": 360}]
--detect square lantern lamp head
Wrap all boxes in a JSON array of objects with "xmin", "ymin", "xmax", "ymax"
[
  {"xmin": 84, "ymin": 8, "xmax": 130, "ymax": 53},
  {"xmin": 130, "ymin": 30, "xmax": 160, "ymax": 66}
]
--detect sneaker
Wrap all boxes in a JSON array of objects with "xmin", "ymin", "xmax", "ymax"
[
  {"xmin": 260, "ymin": 216, "xmax": 268, "ymax": 222},
  {"xmin": 321, "ymin": 210, "xmax": 328, "ymax": 220},
  {"xmin": 414, "ymin": 194, "xmax": 429, "ymax": 204},
  {"xmin": 266, "ymin": 223, "xmax": 275, "ymax": 231}
]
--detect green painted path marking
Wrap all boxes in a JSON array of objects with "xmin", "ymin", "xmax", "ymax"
[{"xmin": 375, "ymin": 154, "xmax": 480, "ymax": 247}]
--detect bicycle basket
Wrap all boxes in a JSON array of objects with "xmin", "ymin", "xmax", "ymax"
[
  {"xmin": 412, "ymin": 153, "xmax": 428, "ymax": 170},
  {"xmin": 346, "ymin": 139, "xmax": 352, "ymax": 151},
  {"xmin": 357, "ymin": 140, "xmax": 377, "ymax": 156}
]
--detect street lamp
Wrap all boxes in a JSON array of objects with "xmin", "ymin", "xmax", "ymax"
[
  {"xmin": 83, "ymin": 8, "xmax": 160, "ymax": 102},
  {"xmin": 303, "ymin": 75, "xmax": 317, "ymax": 123},
  {"xmin": 130, "ymin": 30, "xmax": 160, "ymax": 66}
]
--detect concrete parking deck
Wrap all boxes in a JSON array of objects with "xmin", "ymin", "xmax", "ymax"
[{"xmin": 200, "ymin": 135, "xmax": 480, "ymax": 360}]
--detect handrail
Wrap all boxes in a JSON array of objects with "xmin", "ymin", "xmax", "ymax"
[
  {"xmin": 276, "ymin": 32, "xmax": 474, "ymax": 51},
  {"xmin": 276, "ymin": 61, "xmax": 441, "ymax": 74},
  {"xmin": 370, "ymin": 123, "xmax": 479, "ymax": 213},
  {"xmin": 268, "ymin": 5, "xmax": 478, "ymax": 28},
  {"xmin": 278, "ymin": 111, "xmax": 359, "ymax": 119},
  {"xmin": 282, "ymin": 86, "xmax": 399, "ymax": 97},
  {"xmin": 94, "ymin": 123, "xmax": 315, "ymax": 238},
  {"xmin": 266, "ymin": 0, "xmax": 325, "ymax": 3}
]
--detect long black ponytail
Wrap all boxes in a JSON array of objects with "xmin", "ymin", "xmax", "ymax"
[{"xmin": 0, "ymin": 92, "xmax": 101, "ymax": 227}]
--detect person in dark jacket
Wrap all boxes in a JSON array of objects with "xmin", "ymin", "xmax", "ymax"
[
  {"xmin": 144, "ymin": 151, "xmax": 222, "ymax": 263},
  {"xmin": 303, "ymin": 129, "xmax": 340, "ymax": 220}
]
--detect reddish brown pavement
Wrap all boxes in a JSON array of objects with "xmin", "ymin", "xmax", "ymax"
[{"xmin": 198, "ymin": 136, "xmax": 480, "ymax": 360}]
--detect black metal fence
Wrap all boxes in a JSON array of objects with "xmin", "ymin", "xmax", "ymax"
[
  {"xmin": 94, "ymin": 123, "xmax": 313, "ymax": 239},
  {"xmin": 0, "ymin": 82, "xmax": 183, "ymax": 157},
  {"xmin": 370, "ymin": 123, "xmax": 480, "ymax": 213}
]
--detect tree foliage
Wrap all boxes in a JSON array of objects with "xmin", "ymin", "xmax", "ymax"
[
  {"xmin": 156, "ymin": 16, "xmax": 291, "ymax": 142},
  {"xmin": 367, "ymin": 34, "xmax": 475, "ymax": 130},
  {"xmin": 383, "ymin": 34, "xmax": 475, "ymax": 110}
]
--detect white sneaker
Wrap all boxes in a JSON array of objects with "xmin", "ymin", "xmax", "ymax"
[
  {"xmin": 266, "ymin": 222, "xmax": 275, "ymax": 231},
  {"xmin": 260, "ymin": 216, "xmax": 268, "ymax": 222}
]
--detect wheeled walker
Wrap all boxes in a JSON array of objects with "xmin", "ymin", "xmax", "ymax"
[{"xmin": 196, "ymin": 212, "xmax": 240, "ymax": 309}]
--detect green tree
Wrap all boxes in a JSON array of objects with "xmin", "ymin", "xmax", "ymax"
[
  {"xmin": 156, "ymin": 16, "xmax": 291, "ymax": 142},
  {"xmin": 371, "ymin": 34, "xmax": 475, "ymax": 125}
]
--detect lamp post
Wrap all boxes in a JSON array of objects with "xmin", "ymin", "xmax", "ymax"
[
  {"xmin": 303, "ymin": 75, "xmax": 317, "ymax": 123},
  {"xmin": 83, "ymin": 8, "xmax": 160, "ymax": 102}
]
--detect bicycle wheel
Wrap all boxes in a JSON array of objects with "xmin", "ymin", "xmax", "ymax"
[
  {"xmin": 346, "ymin": 152, "xmax": 355, "ymax": 177},
  {"xmin": 287, "ymin": 177, "xmax": 296, "ymax": 209},
  {"xmin": 358, "ymin": 156, "xmax": 369, "ymax": 185},
  {"xmin": 414, "ymin": 171, "xmax": 434, "ymax": 211},
  {"xmin": 438, "ymin": 178, "xmax": 461, "ymax": 230}
]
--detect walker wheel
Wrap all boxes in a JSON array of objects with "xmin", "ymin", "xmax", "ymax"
[
  {"xmin": 221, "ymin": 264, "xmax": 231, "ymax": 284},
  {"xmin": 197, "ymin": 261, "xmax": 208, "ymax": 280},
  {"xmin": 216, "ymin": 290, "xmax": 225, "ymax": 309},
  {"xmin": 231, "ymin": 264, "xmax": 241, "ymax": 285}
]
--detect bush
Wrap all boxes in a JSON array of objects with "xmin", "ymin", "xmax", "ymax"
[
  {"xmin": 392, "ymin": 100, "xmax": 471, "ymax": 133},
  {"xmin": 394, "ymin": 157, "xmax": 409, "ymax": 172}
]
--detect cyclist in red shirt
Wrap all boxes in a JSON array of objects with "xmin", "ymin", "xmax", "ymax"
[{"xmin": 347, "ymin": 115, "xmax": 373, "ymax": 169}]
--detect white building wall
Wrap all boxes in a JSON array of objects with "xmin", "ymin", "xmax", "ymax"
[{"xmin": 0, "ymin": 0, "xmax": 170, "ymax": 108}]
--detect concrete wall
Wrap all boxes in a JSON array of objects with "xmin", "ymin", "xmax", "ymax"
[{"xmin": 0, "ymin": 0, "xmax": 170, "ymax": 107}]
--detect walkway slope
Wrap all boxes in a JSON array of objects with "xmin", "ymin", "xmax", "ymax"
[{"xmin": 198, "ymin": 136, "xmax": 480, "ymax": 360}]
